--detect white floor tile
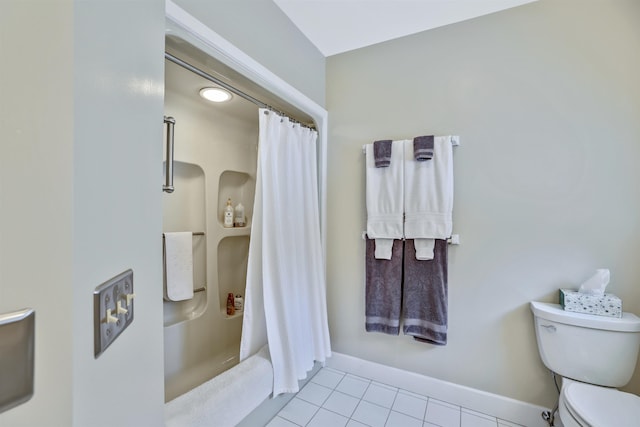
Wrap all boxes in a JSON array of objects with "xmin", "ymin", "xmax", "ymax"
[
  {"xmin": 386, "ymin": 411, "xmax": 423, "ymax": 427},
  {"xmin": 363, "ymin": 382, "xmax": 398, "ymax": 408},
  {"xmin": 265, "ymin": 416, "xmax": 299, "ymax": 427},
  {"xmin": 462, "ymin": 408, "xmax": 494, "ymax": 420},
  {"xmin": 425, "ymin": 400, "xmax": 461, "ymax": 427},
  {"xmin": 397, "ymin": 389, "xmax": 429, "ymax": 400},
  {"xmin": 428, "ymin": 398, "xmax": 461, "ymax": 410},
  {"xmin": 307, "ymin": 408, "xmax": 349, "ymax": 427},
  {"xmin": 311, "ymin": 368, "xmax": 345, "ymax": 389},
  {"xmin": 278, "ymin": 397, "xmax": 319, "ymax": 426},
  {"xmin": 461, "ymin": 410, "xmax": 497, "ymax": 427},
  {"xmin": 269, "ymin": 368, "xmax": 525, "ymax": 427},
  {"xmin": 336, "ymin": 374, "xmax": 371, "ymax": 398},
  {"xmin": 297, "ymin": 382, "xmax": 333, "ymax": 406},
  {"xmin": 392, "ymin": 391, "xmax": 428, "ymax": 420},
  {"xmin": 351, "ymin": 400, "xmax": 391, "ymax": 427},
  {"xmin": 322, "ymin": 390, "xmax": 360, "ymax": 417}
]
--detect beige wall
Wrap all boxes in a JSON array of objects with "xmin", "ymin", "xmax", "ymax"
[
  {"xmin": 0, "ymin": 3, "xmax": 74, "ymax": 425},
  {"xmin": 71, "ymin": 1, "xmax": 166, "ymax": 425},
  {"xmin": 1, "ymin": 1, "xmax": 166, "ymax": 425},
  {"xmin": 326, "ymin": 0, "xmax": 640, "ymax": 408},
  {"xmin": 1, "ymin": 0, "xmax": 327, "ymax": 425}
]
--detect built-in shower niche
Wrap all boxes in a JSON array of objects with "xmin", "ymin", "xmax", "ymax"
[
  {"xmin": 217, "ymin": 236, "xmax": 249, "ymax": 318},
  {"xmin": 163, "ymin": 161, "xmax": 207, "ymax": 326},
  {"xmin": 218, "ymin": 170, "xmax": 255, "ymax": 228}
]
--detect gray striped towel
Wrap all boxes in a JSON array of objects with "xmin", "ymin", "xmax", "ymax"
[
  {"xmin": 413, "ymin": 135, "xmax": 434, "ymax": 161},
  {"xmin": 373, "ymin": 139, "xmax": 392, "ymax": 167}
]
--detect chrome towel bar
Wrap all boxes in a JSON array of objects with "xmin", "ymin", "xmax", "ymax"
[
  {"xmin": 362, "ymin": 135, "xmax": 460, "ymax": 153},
  {"xmin": 162, "ymin": 232, "xmax": 205, "ymax": 238}
]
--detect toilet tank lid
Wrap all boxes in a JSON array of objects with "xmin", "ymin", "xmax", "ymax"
[{"xmin": 530, "ymin": 302, "xmax": 640, "ymax": 332}]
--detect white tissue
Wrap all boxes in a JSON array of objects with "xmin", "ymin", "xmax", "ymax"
[{"xmin": 578, "ymin": 269, "xmax": 610, "ymax": 296}]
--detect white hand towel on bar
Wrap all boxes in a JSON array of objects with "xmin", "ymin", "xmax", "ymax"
[
  {"xmin": 163, "ymin": 232, "xmax": 194, "ymax": 301},
  {"xmin": 366, "ymin": 140, "xmax": 405, "ymax": 259},
  {"xmin": 404, "ymin": 137, "xmax": 454, "ymax": 260}
]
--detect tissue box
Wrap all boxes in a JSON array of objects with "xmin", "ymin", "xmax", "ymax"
[{"xmin": 559, "ymin": 289, "xmax": 622, "ymax": 318}]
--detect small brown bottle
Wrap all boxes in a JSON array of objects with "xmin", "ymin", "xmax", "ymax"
[{"xmin": 226, "ymin": 292, "xmax": 235, "ymax": 316}]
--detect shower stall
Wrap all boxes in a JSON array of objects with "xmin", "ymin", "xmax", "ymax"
[{"xmin": 162, "ymin": 30, "xmax": 320, "ymax": 403}]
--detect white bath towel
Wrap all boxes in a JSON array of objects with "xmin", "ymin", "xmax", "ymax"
[
  {"xmin": 163, "ymin": 232, "xmax": 194, "ymax": 301},
  {"xmin": 404, "ymin": 137, "xmax": 454, "ymax": 260},
  {"xmin": 366, "ymin": 140, "xmax": 405, "ymax": 259}
]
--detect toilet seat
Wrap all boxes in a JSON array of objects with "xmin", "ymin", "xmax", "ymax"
[{"xmin": 563, "ymin": 382, "xmax": 640, "ymax": 426}]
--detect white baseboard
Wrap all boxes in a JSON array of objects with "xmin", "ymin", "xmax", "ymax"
[{"xmin": 326, "ymin": 352, "xmax": 552, "ymax": 427}]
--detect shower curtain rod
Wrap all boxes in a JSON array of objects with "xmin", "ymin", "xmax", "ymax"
[{"xmin": 165, "ymin": 52, "xmax": 315, "ymax": 129}]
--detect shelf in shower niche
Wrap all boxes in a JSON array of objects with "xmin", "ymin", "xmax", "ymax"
[
  {"xmin": 218, "ymin": 225, "xmax": 251, "ymax": 237},
  {"xmin": 221, "ymin": 309, "xmax": 243, "ymax": 320},
  {"xmin": 217, "ymin": 170, "xmax": 255, "ymax": 228},
  {"xmin": 217, "ymin": 235, "xmax": 250, "ymax": 315}
]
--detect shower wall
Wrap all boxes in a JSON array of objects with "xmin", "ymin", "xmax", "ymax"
[{"xmin": 163, "ymin": 58, "xmax": 258, "ymax": 402}]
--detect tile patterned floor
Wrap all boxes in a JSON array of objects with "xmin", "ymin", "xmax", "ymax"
[{"xmin": 266, "ymin": 368, "xmax": 524, "ymax": 427}]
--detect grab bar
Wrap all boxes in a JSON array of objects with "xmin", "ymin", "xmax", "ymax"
[{"xmin": 163, "ymin": 116, "xmax": 176, "ymax": 193}]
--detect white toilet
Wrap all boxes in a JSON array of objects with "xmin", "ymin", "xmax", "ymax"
[{"xmin": 531, "ymin": 301, "xmax": 640, "ymax": 426}]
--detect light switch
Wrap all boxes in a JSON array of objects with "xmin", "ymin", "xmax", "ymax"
[
  {"xmin": 93, "ymin": 269, "xmax": 134, "ymax": 358},
  {"xmin": 116, "ymin": 300, "xmax": 128, "ymax": 315}
]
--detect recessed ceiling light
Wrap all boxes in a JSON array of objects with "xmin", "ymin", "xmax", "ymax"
[{"xmin": 199, "ymin": 87, "xmax": 232, "ymax": 103}]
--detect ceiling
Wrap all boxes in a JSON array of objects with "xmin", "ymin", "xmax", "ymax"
[{"xmin": 273, "ymin": 0, "xmax": 538, "ymax": 57}]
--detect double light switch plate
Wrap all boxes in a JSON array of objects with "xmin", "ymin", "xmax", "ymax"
[{"xmin": 94, "ymin": 269, "xmax": 135, "ymax": 358}]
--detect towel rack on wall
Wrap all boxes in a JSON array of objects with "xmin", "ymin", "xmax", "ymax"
[
  {"xmin": 163, "ymin": 116, "xmax": 176, "ymax": 193},
  {"xmin": 162, "ymin": 232, "xmax": 205, "ymax": 238},
  {"xmin": 162, "ymin": 232, "xmax": 205, "ymax": 243},
  {"xmin": 162, "ymin": 232, "xmax": 206, "ymax": 293},
  {"xmin": 189, "ymin": 232, "xmax": 205, "ymax": 292},
  {"xmin": 361, "ymin": 232, "xmax": 460, "ymax": 245},
  {"xmin": 361, "ymin": 135, "xmax": 460, "ymax": 153}
]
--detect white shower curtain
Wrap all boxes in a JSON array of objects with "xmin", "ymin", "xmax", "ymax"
[{"xmin": 240, "ymin": 109, "xmax": 331, "ymax": 396}]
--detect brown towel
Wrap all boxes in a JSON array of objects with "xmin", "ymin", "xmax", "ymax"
[
  {"xmin": 402, "ymin": 239, "xmax": 448, "ymax": 345},
  {"xmin": 365, "ymin": 237, "xmax": 403, "ymax": 335}
]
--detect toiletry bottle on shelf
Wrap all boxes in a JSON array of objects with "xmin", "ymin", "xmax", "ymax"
[
  {"xmin": 226, "ymin": 292, "xmax": 235, "ymax": 316},
  {"xmin": 234, "ymin": 202, "xmax": 245, "ymax": 227},
  {"xmin": 234, "ymin": 294, "xmax": 243, "ymax": 311},
  {"xmin": 223, "ymin": 199, "xmax": 234, "ymax": 228}
]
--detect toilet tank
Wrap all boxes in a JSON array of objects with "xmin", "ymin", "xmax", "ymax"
[{"xmin": 531, "ymin": 301, "xmax": 640, "ymax": 387}]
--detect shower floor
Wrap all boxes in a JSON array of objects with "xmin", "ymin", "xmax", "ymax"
[
  {"xmin": 164, "ymin": 348, "xmax": 239, "ymax": 402},
  {"xmin": 240, "ymin": 367, "xmax": 525, "ymax": 427}
]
